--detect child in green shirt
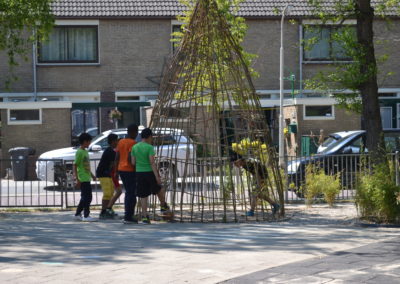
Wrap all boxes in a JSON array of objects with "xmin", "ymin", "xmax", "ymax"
[
  {"xmin": 131, "ymin": 128, "xmax": 169, "ymax": 224},
  {"xmin": 74, "ymin": 133, "xmax": 97, "ymax": 222}
]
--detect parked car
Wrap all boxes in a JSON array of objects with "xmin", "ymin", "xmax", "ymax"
[
  {"xmin": 317, "ymin": 130, "xmax": 361, "ymax": 153},
  {"xmin": 288, "ymin": 129, "xmax": 400, "ymax": 192},
  {"xmin": 36, "ymin": 127, "xmax": 196, "ymax": 185}
]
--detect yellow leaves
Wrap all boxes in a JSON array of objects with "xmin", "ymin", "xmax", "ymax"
[{"xmin": 231, "ymin": 139, "xmax": 269, "ymax": 162}]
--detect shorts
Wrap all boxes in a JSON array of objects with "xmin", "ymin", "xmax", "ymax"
[
  {"xmin": 136, "ymin": 172, "xmax": 161, "ymax": 198},
  {"xmin": 99, "ymin": 177, "xmax": 115, "ymax": 200}
]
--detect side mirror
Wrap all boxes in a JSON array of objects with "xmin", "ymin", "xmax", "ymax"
[
  {"xmin": 342, "ymin": 146, "xmax": 352, "ymax": 154},
  {"xmin": 91, "ymin": 145, "xmax": 102, "ymax": 152}
]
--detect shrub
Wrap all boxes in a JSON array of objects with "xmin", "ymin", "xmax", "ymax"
[
  {"xmin": 356, "ymin": 162, "xmax": 400, "ymax": 223},
  {"xmin": 304, "ymin": 164, "xmax": 341, "ymax": 207}
]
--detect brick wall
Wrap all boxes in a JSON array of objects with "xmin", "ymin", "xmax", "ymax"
[
  {"xmin": 1, "ymin": 19, "xmax": 399, "ymax": 93},
  {"xmin": 302, "ymin": 19, "xmax": 400, "ymax": 88},
  {"xmin": 244, "ymin": 19, "xmax": 299, "ymax": 91},
  {"xmin": 1, "ymin": 108, "xmax": 71, "ymax": 158}
]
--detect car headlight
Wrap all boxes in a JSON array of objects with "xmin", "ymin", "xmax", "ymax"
[{"xmin": 287, "ymin": 160, "xmax": 301, "ymax": 174}]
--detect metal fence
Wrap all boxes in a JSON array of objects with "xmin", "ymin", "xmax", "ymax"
[{"xmin": 1, "ymin": 154, "xmax": 399, "ymax": 220}]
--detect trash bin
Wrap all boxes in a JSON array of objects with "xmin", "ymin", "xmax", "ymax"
[{"xmin": 8, "ymin": 147, "xmax": 36, "ymax": 181}]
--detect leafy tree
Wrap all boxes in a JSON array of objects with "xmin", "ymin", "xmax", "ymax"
[
  {"xmin": 304, "ymin": 0, "xmax": 400, "ymax": 161},
  {"xmin": 0, "ymin": 0, "xmax": 54, "ymax": 86}
]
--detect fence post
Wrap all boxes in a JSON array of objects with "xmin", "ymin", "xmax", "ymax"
[
  {"xmin": 284, "ymin": 155, "xmax": 288, "ymax": 203},
  {"xmin": 396, "ymin": 151, "xmax": 399, "ymax": 186}
]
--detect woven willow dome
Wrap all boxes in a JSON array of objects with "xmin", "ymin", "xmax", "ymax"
[{"xmin": 149, "ymin": 0, "xmax": 284, "ymax": 222}]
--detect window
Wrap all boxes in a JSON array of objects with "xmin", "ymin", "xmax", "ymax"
[
  {"xmin": 8, "ymin": 109, "xmax": 42, "ymax": 124},
  {"xmin": 380, "ymin": 107, "xmax": 393, "ymax": 129},
  {"xmin": 303, "ymin": 25, "xmax": 355, "ymax": 61},
  {"xmin": 39, "ymin": 26, "xmax": 98, "ymax": 63},
  {"xmin": 304, "ymin": 105, "xmax": 334, "ymax": 120},
  {"xmin": 171, "ymin": 24, "xmax": 182, "ymax": 53},
  {"xmin": 71, "ymin": 109, "xmax": 99, "ymax": 145},
  {"xmin": 343, "ymin": 137, "xmax": 366, "ymax": 154}
]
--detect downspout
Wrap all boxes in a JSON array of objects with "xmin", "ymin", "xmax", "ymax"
[
  {"xmin": 32, "ymin": 28, "xmax": 38, "ymax": 101},
  {"xmin": 299, "ymin": 24, "xmax": 303, "ymax": 99}
]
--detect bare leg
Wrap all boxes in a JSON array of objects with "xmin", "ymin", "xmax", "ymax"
[
  {"xmin": 157, "ymin": 187, "xmax": 166, "ymax": 206},
  {"xmin": 249, "ymin": 193, "xmax": 257, "ymax": 211},
  {"xmin": 141, "ymin": 197, "xmax": 148, "ymax": 217},
  {"xmin": 102, "ymin": 199, "xmax": 109, "ymax": 211},
  {"xmin": 108, "ymin": 187, "xmax": 122, "ymax": 208},
  {"xmin": 259, "ymin": 192, "xmax": 277, "ymax": 205}
]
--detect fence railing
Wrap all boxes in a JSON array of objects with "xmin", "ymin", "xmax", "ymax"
[{"xmin": 1, "ymin": 154, "xmax": 398, "ymax": 221}]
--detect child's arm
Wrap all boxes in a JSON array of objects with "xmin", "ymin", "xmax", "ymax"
[
  {"xmin": 73, "ymin": 163, "xmax": 80, "ymax": 187},
  {"xmin": 114, "ymin": 152, "xmax": 120, "ymax": 179},
  {"xmin": 111, "ymin": 169, "xmax": 120, "ymax": 188},
  {"xmin": 149, "ymin": 155, "xmax": 161, "ymax": 185}
]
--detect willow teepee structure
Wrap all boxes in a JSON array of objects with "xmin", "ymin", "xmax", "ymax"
[{"xmin": 149, "ymin": 0, "xmax": 284, "ymax": 222}]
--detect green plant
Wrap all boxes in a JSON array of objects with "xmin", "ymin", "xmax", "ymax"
[
  {"xmin": 356, "ymin": 162, "xmax": 400, "ymax": 223},
  {"xmin": 304, "ymin": 164, "xmax": 341, "ymax": 207}
]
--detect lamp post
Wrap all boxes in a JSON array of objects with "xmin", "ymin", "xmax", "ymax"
[{"xmin": 279, "ymin": 4, "xmax": 292, "ymax": 168}]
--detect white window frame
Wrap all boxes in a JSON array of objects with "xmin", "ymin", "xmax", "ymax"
[
  {"xmin": 303, "ymin": 104, "xmax": 335, "ymax": 120},
  {"xmin": 37, "ymin": 20, "xmax": 100, "ymax": 66},
  {"xmin": 7, "ymin": 108, "xmax": 42, "ymax": 125}
]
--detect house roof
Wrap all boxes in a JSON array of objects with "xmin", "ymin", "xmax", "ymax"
[{"xmin": 51, "ymin": 0, "xmax": 399, "ymax": 18}]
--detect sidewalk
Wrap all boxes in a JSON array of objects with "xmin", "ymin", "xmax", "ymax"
[
  {"xmin": 0, "ymin": 204, "xmax": 398, "ymax": 283},
  {"xmin": 222, "ymin": 237, "xmax": 400, "ymax": 283}
]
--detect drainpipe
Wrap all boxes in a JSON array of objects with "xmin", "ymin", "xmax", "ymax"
[
  {"xmin": 32, "ymin": 28, "xmax": 38, "ymax": 101},
  {"xmin": 299, "ymin": 24, "xmax": 303, "ymax": 98}
]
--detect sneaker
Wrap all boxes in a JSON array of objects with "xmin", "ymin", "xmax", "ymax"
[
  {"xmin": 245, "ymin": 210, "xmax": 255, "ymax": 217},
  {"xmin": 82, "ymin": 216, "xmax": 98, "ymax": 222},
  {"xmin": 106, "ymin": 208, "xmax": 118, "ymax": 217},
  {"xmin": 141, "ymin": 216, "xmax": 151, "ymax": 224},
  {"xmin": 160, "ymin": 204, "xmax": 170, "ymax": 213},
  {"xmin": 123, "ymin": 217, "xmax": 138, "ymax": 224},
  {"xmin": 272, "ymin": 203, "xmax": 280, "ymax": 215},
  {"xmin": 99, "ymin": 212, "xmax": 112, "ymax": 220},
  {"xmin": 74, "ymin": 214, "xmax": 82, "ymax": 221}
]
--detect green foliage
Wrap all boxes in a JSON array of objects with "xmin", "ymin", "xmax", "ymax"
[
  {"xmin": 174, "ymin": 0, "xmax": 258, "ymax": 105},
  {"xmin": 304, "ymin": 0, "xmax": 399, "ymax": 113},
  {"xmin": 356, "ymin": 162, "xmax": 400, "ymax": 223},
  {"xmin": 0, "ymin": 0, "xmax": 54, "ymax": 87},
  {"xmin": 304, "ymin": 164, "xmax": 341, "ymax": 207}
]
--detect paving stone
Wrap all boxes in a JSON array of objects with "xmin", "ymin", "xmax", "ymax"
[{"xmin": 1, "ymin": 206, "xmax": 399, "ymax": 284}]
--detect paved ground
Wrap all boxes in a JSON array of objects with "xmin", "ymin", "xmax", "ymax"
[
  {"xmin": 0, "ymin": 204, "xmax": 399, "ymax": 284},
  {"xmin": 223, "ymin": 237, "xmax": 400, "ymax": 283}
]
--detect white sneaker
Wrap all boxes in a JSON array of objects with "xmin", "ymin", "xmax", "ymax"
[
  {"xmin": 82, "ymin": 216, "xmax": 98, "ymax": 222},
  {"xmin": 74, "ymin": 215, "xmax": 82, "ymax": 221}
]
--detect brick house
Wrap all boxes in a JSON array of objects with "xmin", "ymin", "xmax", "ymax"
[{"xmin": 0, "ymin": 0, "xmax": 399, "ymax": 159}]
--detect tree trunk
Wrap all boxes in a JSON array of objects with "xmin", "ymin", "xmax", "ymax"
[{"xmin": 356, "ymin": 0, "xmax": 385, "ymax": 162}]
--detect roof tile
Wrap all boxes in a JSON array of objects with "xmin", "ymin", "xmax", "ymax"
[{"xmin": 51, "ymin": 0, "xmax": 399, "ymax": 18}]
